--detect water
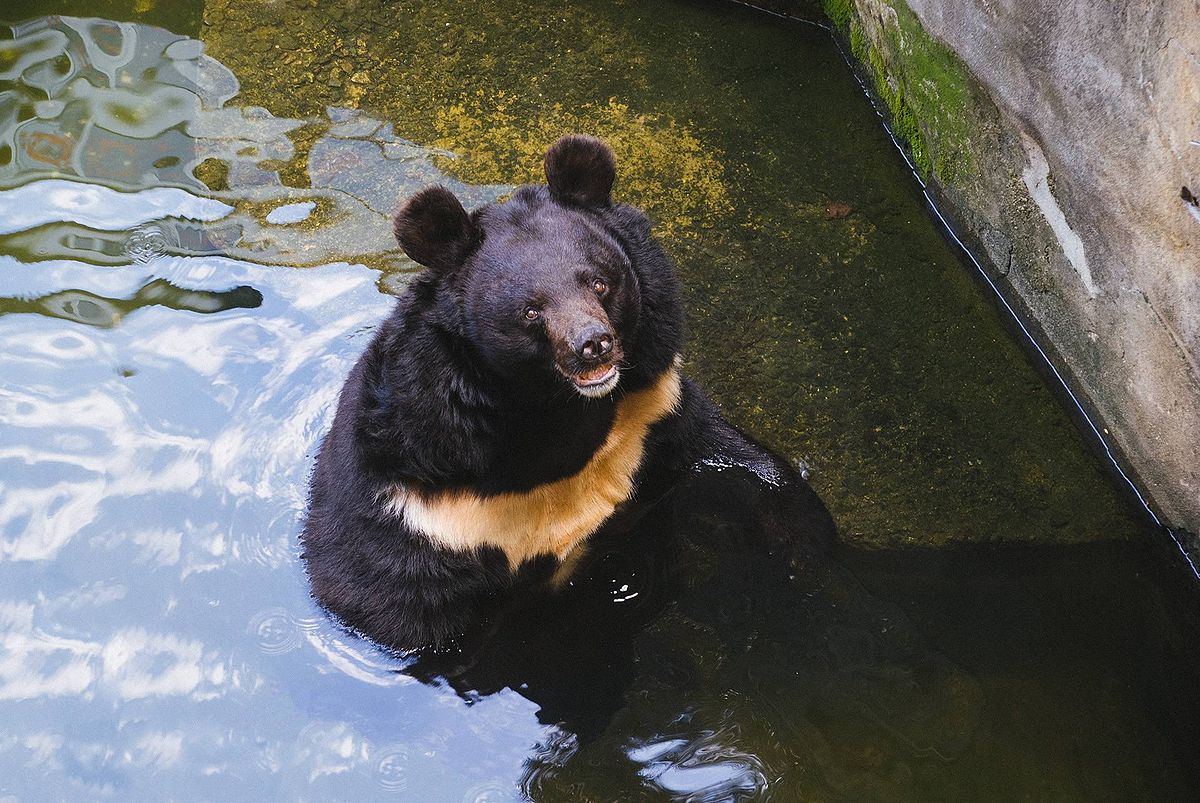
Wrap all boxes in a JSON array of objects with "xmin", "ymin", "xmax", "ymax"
[{"xmin": 1, "ymin": 1, "xmax": 1197, "ymax": 799}]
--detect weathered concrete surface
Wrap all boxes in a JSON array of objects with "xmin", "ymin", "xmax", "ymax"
[
  {"xmin": 897, "ymin": 1, "xmax": 1200, "ymax": 536},
  {"xmin": 764, "ymin": 0, "xmax": 1200, "ymax": 538}
]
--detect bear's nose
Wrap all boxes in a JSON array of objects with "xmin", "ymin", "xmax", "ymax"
[{"xmin": 574, "ymin": 324, "xmax": 614, "ymax": 364}]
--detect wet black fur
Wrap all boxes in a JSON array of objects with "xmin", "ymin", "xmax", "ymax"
[{"xmin": 300, "ymin": 136, "xmax": 835, "ymax": 653}]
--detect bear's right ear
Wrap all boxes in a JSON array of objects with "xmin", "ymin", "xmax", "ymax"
[{"xmin": 393, "ymin": 186, "xmax": 477, "ymax": 273}]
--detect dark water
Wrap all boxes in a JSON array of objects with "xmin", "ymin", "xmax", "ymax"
[{"xmin": 1, "ymin": 1, "xmax": 1197, "ymax": 799}]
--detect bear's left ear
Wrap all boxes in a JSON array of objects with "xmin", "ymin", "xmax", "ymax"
[
  {"xmin": 393, "ymin": 186, "xmax": 477, "ymax": 273},
  {"xmin": 544, "ymin": 134, "xmax": 616, "ymax": 208}
]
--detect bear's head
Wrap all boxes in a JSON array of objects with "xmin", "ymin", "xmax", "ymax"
[{"xmin": 393, "ymin": 135, "xmax": 681, "ymax": 401}]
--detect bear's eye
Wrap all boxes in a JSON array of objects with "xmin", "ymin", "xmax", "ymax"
[
  {"xmin": 524, "ymin": 306, "xmax": 540, "ymax": 321},
  {"xmin": 591, "ymin": 278, "xmax": 609, "ymax": 296}
]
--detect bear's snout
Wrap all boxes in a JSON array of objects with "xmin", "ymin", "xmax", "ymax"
[
  {"xmin": 549, "ymin": 312, "xmax": 624, "ymax": 398},
  {"xmin": 573, "ymin": 323, "xmax": 614, "ymax": 364}
]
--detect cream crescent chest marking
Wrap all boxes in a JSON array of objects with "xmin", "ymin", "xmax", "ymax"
[{"xmin": 382, "ymin": 364, "xmax": 683, "ymax": 568}]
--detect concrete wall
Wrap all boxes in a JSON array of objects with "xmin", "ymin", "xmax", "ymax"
[
  {"xmin": 894, "ymin": 1, "xmax": 1200, "ymax": 539},
  {"xmin": 753, "ymin": 0, "xmax": 1200, "ymax": 540}
]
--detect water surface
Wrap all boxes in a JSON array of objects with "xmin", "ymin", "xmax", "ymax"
[{"xmin": 2, "ymin": 2, "xmax": 1197, "ymax": 800}]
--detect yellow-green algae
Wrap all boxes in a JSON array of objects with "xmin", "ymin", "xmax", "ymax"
[
  {"xmin": 198, "ymin": 0, "xmax": 1149, "ymax": 547},
  {"xmin": 431, "ymin": 93, "xmax": 731, "ymax": 237},
  {"xmin": 201, "ymin": 0, "xmax": 730, "ymax": 236}
]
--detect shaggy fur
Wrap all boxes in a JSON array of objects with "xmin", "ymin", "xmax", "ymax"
[{"xmin": 301, "ymin": 135, "xmax": 834, "ymax": 651}]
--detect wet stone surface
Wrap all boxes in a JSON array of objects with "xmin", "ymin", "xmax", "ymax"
[{"xmin": 1, "ymin": 2, "xmax": 1197, "ymax": 801}]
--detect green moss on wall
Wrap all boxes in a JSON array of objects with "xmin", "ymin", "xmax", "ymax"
[
  {"xmin": 867, "ymin": 43, "xmax": 932, "ymax": 175},
  {"xmin": 821, "ymin": 0, "xmax": 855, "ymax": 34},
  {"xmin": 825, "ymin": 0, "xmax": 973, "ymax": 182},
  {"xmin": 849, "ymin": 20, "xmax": 867, "ymax": 61}
]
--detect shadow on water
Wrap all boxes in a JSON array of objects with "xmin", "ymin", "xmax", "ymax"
[
  {"xmin": 400, "ymin": 468, "xmax": 982, "ymax": 798},
  {"xmin": 1, "ymin": 3, "xmax": 1198, "ymax": 801}
]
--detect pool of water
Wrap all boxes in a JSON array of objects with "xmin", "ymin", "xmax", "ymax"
[{"xmin": 2, "ymin": 0, "xmax": 1198, "ymax": 799}]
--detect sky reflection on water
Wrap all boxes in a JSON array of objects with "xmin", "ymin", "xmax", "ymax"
[
  {"xmin": 0, "ymin": 250, "xmax": 555, "ymax": 799},
  {"xmin": 1, "ymin": 19, "xmax": 552, "ymax": 797}
]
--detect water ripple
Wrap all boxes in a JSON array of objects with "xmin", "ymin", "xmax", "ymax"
[
  {"xmin": 461, "ymin": 780, "xmax": 520, "ymax": 803},
  {"xmin": 124, "ymin": 222, "xmax": 168, "ymax": 263},
  {"xmin": 372, "ymin": 745, "xmax": 410, "ymax": 793},
  {"xmin": 246, "ymin": 608, "xmax": 302, "ymax": 655}
]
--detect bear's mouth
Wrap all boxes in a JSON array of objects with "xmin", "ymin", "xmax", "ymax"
[{"xmin": 568, "ymin": 363, "xmax": 620, "ymax": 397}]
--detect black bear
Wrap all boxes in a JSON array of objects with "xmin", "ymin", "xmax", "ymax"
[{"xmin": 300, "ymin": 135, "xmax": 835, "ymax": 655}]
